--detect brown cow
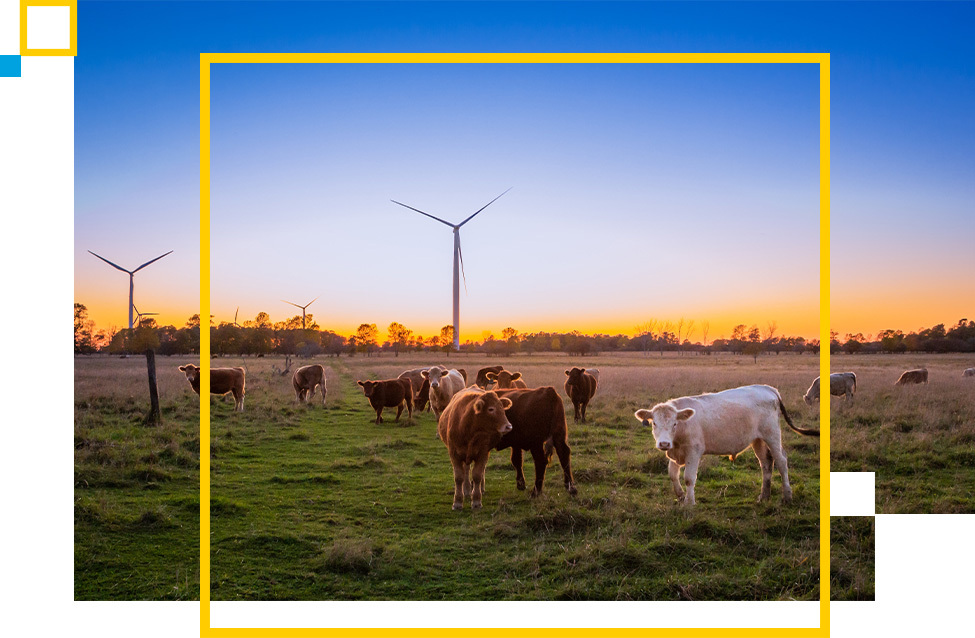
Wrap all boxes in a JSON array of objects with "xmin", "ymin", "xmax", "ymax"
[
  {"xmin": 438, "ymin": 387, "xmax": 514, "ymax": 509},
  {"xmin": 496, "ymin": 387, "xmax": 578, "ymax": 498},
  {"xmin": 292, "ymin": 364, "xmax": 327, "ymax": 405},
  {"xmin": 398, "ymin": 367, "xmax": 433, "ymax": 412},
  {"xmin": 895, "ymin": 368, "xmax": 928, "ymax": 385},
  {"xmin": 178, "ymin": 364, "xmax": 245, "ymax": 412},
  {"xmin": 486, "ymin": 369, "xmax": 528, "ymax": 389},
  {"xmin": 564, "ymin": 367, "xmax": 598, "ymax": 423},
  {"xmin": 357, "ymin": 378, "xmax": 413, "ymax": 424},
  {"xmin": 474, "ymin": 365, "xmax": 504, "ymax": 389}
]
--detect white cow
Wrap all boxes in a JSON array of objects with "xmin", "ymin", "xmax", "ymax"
[
  {"xmin": 422, "ymin": 366, "xmax": 467, "ymax": 418},
  {"xmin": 803, "ymin": 372, "xmax": 857, "ymax": 405},
  {"xmin": 634, "ymin": 384, "xmax": 819, "ymax": 505},
  {"xmin": 963, "ymin": 368, "xmax": 975, "ymax": 378}
]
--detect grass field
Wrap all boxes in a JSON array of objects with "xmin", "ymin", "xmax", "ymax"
[
  {"xmin": 77, "ymin": 351, "xmax": 828, "ymax": 600},
  {"xmin": 828, "ymin": 353, "xmax": 975, "ymax": 513},
  {"xmin": 829, "ymin": 516, "xmax": 875, "ymax": 601}
]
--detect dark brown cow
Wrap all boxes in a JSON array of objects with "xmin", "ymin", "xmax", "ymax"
[
  {"xmin": 398, "ymin": 367, "xmax": 433, "ymax": 412},
  {"xmin": 178, "ymin": 364, "xmax": 245, "ymax": 412},
  {"xmin": 438, "ymin": 388, "xmax": 514, "ymax": 510},
  {"xmin": 357, "ymin": 378, "xmax": 413, "ymax": 424},
  {"xmin": 486, "ymin": 369, "xmax": 528, "ymax": 389},
  {"xmin": 496, "ymin": 387, "xmax": 578, "ymax": 498},
  {"xmin": 292, "ymin": 364, "xmax": 327, "ymax": 405},
  {"xmin": 474, "ymin": 365, "xmax": 504, "ymax": 389},
  {"xmin": 895, "ymin": 368, "xmax": 928, "ymax": 385},
  {"xmin": 564, "ymin": 367, "xmax": 598, "ymax": 423}
]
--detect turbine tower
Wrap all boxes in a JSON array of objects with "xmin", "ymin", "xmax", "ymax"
[
  {"xmin": 391, "ymin": 188, "xmax": 511, "ymax": 350},
  {"xmin": 88, "ymin": 250, "xmax": 173, "ymax": 330},
  {"xmin": 282, "ymin": 297, "xmax": 318, "ymax": 330}
]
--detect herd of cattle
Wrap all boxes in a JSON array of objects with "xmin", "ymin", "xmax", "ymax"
[{"xmin": 177, "ymin": 361, "xmax": 974, "ymax": 510}]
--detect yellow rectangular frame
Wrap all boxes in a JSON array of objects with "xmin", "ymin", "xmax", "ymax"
[
  {"xmin": 199, "ymin": 51, "xmax": 831, "ymax": 637},
  {"xmin": 20, "ymin": 0, "xmax": 77, "ymax": 56}
]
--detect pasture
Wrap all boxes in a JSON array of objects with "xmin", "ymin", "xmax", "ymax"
[
  {"xmin": 76, "ymin": 351, "xmax": 825, "ymax": 601},
  {"xmin": 829, "ymin": 354, "xmax": 975, "ymax": 513}
]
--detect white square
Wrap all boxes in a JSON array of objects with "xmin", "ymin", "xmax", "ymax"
[
  {"xmin": 830, "ymin": 471, "xmax": 876, "ymax": 516},
  {"xmin": 27, "ymin": 6, "xmax": 71, "ymax": 50}
]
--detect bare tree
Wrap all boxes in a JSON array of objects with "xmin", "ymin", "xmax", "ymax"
[
  {"xmin": 763, "ymin": 320, "xmax": 778, "ymax": 355},
  {"xmin": 700, "ymin": 320, "xmax": 710, "ymax": 354},
  {"xmin": 659, "ymin": 320, "xmax": 674, "ymax": 356},
  {"xmin": 635, "ymin": 320, "xmax": 657, "ymax": 357}
]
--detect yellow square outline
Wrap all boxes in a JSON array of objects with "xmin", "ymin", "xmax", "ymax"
[
  {"xmin": 20, "ymin": 0, "xmax": 77, "ymax": 56},
  {"xmin": 199, "ymin": 52, "xmax": 831, "ymax": 637}
]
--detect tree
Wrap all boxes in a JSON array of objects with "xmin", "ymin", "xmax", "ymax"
[
  {"xmin": 351, "ymin": 323, "xmax": 379, "ymax": 356},
  {"xmin": 700, "ymin": 320, "xmax": 711, "ymax": 354},
  {"xmin": 439, "ymin": 325, "xmax": 454, "ymax": 355},
  {"xmin": 635, "ymin": 320, "xmax": 657, "ymax": 357},
  {"xmin": 387, "ymin": 322, "xmax": 413, "ymax": 357},
  {"xmin": 74, "ymin": 303, "xmax": 97, "ymax": 354}
]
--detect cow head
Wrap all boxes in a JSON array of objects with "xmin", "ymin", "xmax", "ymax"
[
  {"xmin": 178, "ymin": 364, "xmax": 201, "ymax": 383},
  {"xmin": 357, "ymin": 380, "xmax": 378, "ymax": 397},
  {"xmin": 474, "ymin": 391, "xmax": 514, "ymax": 435},
  {"xmin": 634, "ymin": 404, "xmax": 695, "ymax": 451},
  {"xmin": 564, "ymin": 367, "xmax": 586, "ymax": 384},
  {"xmin": 495, "ymin": 370, "xmax": 522, "ymax": 389},
  {"xmin": 421, "ymin": 366, "xmax": 449, "ymax": 390}
]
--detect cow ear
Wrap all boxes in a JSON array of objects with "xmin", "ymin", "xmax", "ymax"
[
  {"xmin": 420, "ymin": 370, "xmax": 429, "ymax": 379},
  {"xmin": 474, "ymin": 399, "xmax": 485, "ymax": 414},
  {"xmin": 178, "ymin": 365, "xmax": 186, "ymax": 371},
  {"xmin": 634, "ymin": 409, "xmax": 652, "ymax": 423},
  {"xmin": 500, "ymin": 397, "xmax": 513, "ymax": 410},
  {"xmin": 676, "ymin": 408, "xmax": 695, "ymax": 421},
  {"xmin": 357, "ymin": 381, "xmax": 365, "ymax": 386},
  {"xmin": 510, "ymin": 372, "xmax": 521, "ymax": 380},
  {"xmin": 486, "ymin": 372, "xmax": 497, "ymax": 381},
  {"xmin": 564, "ymin": 370, "xmax": 570, "ymax": 376}
]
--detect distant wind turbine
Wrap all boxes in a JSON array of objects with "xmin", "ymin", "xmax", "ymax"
[
  {"xmin": 132, "ymin": 304, "xmax": 159, "ymax": 328},
  {"xmin": 391, "ymin": 188, "xmax": 511, "ymax": 350},
  {"xmin": 282, "ymin": 297, "xmax": 319, "ymax": 329},
  {"xmin": 88, "ymin": 250, "xmax": 173, "ymax": 330}
]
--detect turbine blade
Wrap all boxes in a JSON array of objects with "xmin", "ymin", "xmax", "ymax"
[
  {"xmin": 390, "ymin": 200, "xmax": 455, "ymax": 227},
  {"xmin": 457, "ymin": 187, "xmax": 512, "ymax": 228},
  {"xmin": 234, "ymin": 307, "xmax": 239, "ymax": 325},
  {"xmin": 457, "ymin": 234, "xmax": 468, "ymax": 295},
  {"xmin": 88, "ymin": 250, "xmax": 131, "ymax": 273},
  {"xmin": 133, "ymin": 304, "xmax": 141, "ymax": 317},
  {"xmin": 132, "ymin": 250, "xmax": 174, "ymax": 273},
  {"xmin": 305, "ymin": 296, "xmax": 319, "ymax": 309},
  {"xmin": 282, "ymin": 300, "xmax": 303, "ymax": 309}
]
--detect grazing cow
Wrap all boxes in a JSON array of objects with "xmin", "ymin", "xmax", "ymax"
[
  {"xmin": 564, "ymin": 367, "xmax": 598, "ymax": 423},
  {"xmin": 474, "ymin": 365, "xmax": 505, "ymax": 389},
  {"xmin": 438, "ymin": 387, "xmax": 514, "ymax": 510},
  {"xmin": 178, "ymin": 364, "xmax": 245, "ymax": 412},
  {"xmin": 634, "ymin": 384, "xmax": 819, "ymax": 506},
  {"xmin": 398, "ymin": 367, "xmax": 433, "ymax": 412},
  {"xmin": 423, "ymin": 366, "xmax": 467, "ymax": 418},
  {"xmin": 963, "ymin": 368, "xmax": 975, "ymax": 378},
  {"xmin": 356, "ymin": 378, "xmax": 413, "ymax": 424},
  {"xmin": 895, "ymin": 368, "xmax": 928, "ymax": 385},
  {"xmin": 292, "ymin": 364, "xmax": 327, "ymax": 405},
  {"xmin": 486, "ymin": 369, "xmax": 528, "ymax": 389},
  {"xmin": 803, "ymin": 372, "xmax": 857, "ymax": 405},
  {"xmin": 496, "ymin": 387, "xmax": 578, "ymax": 498}
]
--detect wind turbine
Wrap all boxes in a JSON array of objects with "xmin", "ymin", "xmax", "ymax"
[
  {"xmin": 88, "ymin": 250, "xmax": 173, "ymax": 330},
  {"xmin": 132, "ymin": 304, "xmax": 159, "ymax": 328},
  {"xmin": 391, "ymin": 188, "xmax": 511, "ymax": 351},
  {"xmin": 282, "ymin": 297, "xmax": 319, "ymax": 329}
]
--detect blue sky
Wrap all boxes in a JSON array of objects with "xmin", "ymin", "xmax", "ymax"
[{"xmin": 74, "ymin": 1, "xmax": 974, "ymax": 340}]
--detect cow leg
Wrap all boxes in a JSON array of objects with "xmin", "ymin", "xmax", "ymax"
[
  {"xmin": 375, "ymin": 408, "xmax": 383, "ymax": 424},
  {"xmin": 233, "ymin": 390, "xmax": 244, "ymax": 412},
  {"xmin": 321, "ymin": 385, "xmax": 327, "ymax": 405},
  {"xmin": 766, "ymin": 439, "xmax": 793, "ymax": 503},
  {"xmin": 394, "ymin": 402, "xmax": 404, "ymax": 422},
  {"xmin": 451, "ymin": 460, "xmax": 468, "ymax": 510},
  {"xmin": 668, "ymin": 460, "xmax": 685, "ymax": 502},
  {"xmin": 471, "ymin": 456, "xmax": 488, "ymax": 509},
  {"xmin": 580, "ymin": 400, "xmax": 588, "ymax": 423},
  {"xmin": 682, "ymin": 453, "xmax": 701, "ymax": 506},
  {"xmin": 405, "ymin": 393, "xmax": 413, "ymax": 420},
  {"xmin": 752, "ymin": 439, "xmax": 774, "ymax": 502},
  {"xmin": 510, "ymin": 448, "xmax": 526, "ymax": 490},
  {"xmin": 551, "ymin": 436, "xmax": 577, "ymax": 495},
  {"xmin": 528, "ymin": 444, "xmax": 548, "ymax": 497}
]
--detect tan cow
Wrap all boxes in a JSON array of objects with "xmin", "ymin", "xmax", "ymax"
[
  {"xmin": 803, "ymin": 372, "xmax": 857, "ymax": 405},
  {"xmin": 438, "ymin": 387, "xmax": 513, "ymax": 509},
  {"xmin": 423, "ymin": 366, "xmax": 466, "ymax": 418},
  {"xmin": 486, "ymin": 369, "xmax": 528, "ymax": 389},
  {"xmin": 962, "ymin": 368, "xmax": 974, "ymax": 378},
  {"xmin": 178, "ymin": 364, "xmax": 245, "ymax": 412},
  {"xmin": 292, "ymin": 364, "xmax": 327, "ymax": 405},
  {"xmin": 634, "ymin": 384, "xmax": 819, "ymax": 505},
  {"xmin": 895, "ymin": 368, "xmax": 928, "ymax": 385}
]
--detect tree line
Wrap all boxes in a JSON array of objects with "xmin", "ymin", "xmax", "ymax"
[{"xmin": 74, "ymin": 304, "xmax": 974, "ymax": 358}]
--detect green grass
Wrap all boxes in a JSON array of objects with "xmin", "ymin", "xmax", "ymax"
[{"xmin": 830, "ymin": 516, "xmax": 875, "ymax": 601}]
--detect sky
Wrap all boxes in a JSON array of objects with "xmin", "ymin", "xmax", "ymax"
[{"xmin": 74, "ymin": 1, "xmax": 974, "ymax": 342}]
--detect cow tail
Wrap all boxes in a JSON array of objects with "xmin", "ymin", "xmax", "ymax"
[
  {"xmin": 779, "ymin": 398, "xmax": 820, "ymax": 437},
  {"xmin": 852, "ymin": 373, "xmax": 857, "ymax": 393}
]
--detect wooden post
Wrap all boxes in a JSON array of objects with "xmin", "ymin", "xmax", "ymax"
[{"xmin": 145, "ymin": 348, "xmax": 161, "ymax": 425}]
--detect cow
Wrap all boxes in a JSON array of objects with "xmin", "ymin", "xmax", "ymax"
[
  {"xmin": 292, "ymin": 364, "xmax": 327, "ymax": 405},
  {"xmin": 423, "ymin": 366, "xmax": 467, "ymax": 418},
  {"xmin": 634, "ymin": 384, "xmax": 819, "ymax": 506},
  {"xmin": 895, "ymin": 368, "xmax": 928, "ymax": 385},
  {"xmin": 963, "ymin": 368, "xmax": 975, "ymax": 378},
  {"xmin": 356, "ymin": 378, "xmax": 413, "ymax": 424},
  {"xmin": 486, "ymin": 369, "xmax": 528, "ymax": 389},
  {"xmin": 178, "ymin": 364, "xmax": 245, "ymax": 412},
  {"xmin": 398, "ymin": 367, "xmax": 433, "ymax": 412},
  {"xmin": 803, "ymin": 372, "xmax": 857, "ymax": 405},
  {"xmin": 496, "ymin": 387, "xmax": 577, "ymax": 498},
  {"xmin": 474, "ymin": 365, "xmax": 505, "ymax": 389},
  {"xmin": 438, "ymin": 387, "xmax": 514, "ymax": 510},
  {"xmin": 564, "ymin": 367, "xmax": 598, "ymax": 423}
]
